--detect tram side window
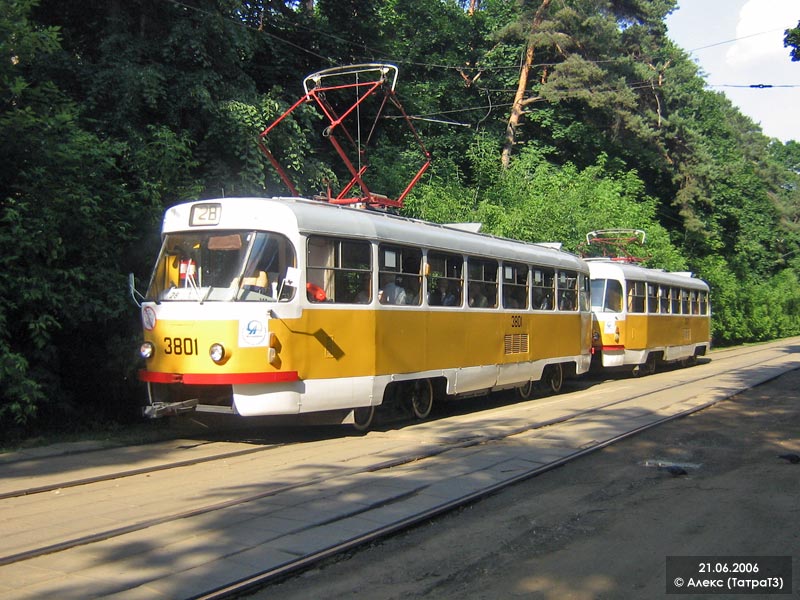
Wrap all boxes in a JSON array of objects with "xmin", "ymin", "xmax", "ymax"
[
  {"xmin": 427, "ymin": 251, "xmax": 463, "ymax": 307},
  {"xmin": 681, "ymin": 288, "xmax": 690, "ymax": 314},
  {"xmin": 306, "ymin": 236, "xmax": 371, "ymax": 303},
  {"xmin": 671, "ymin": 286, "xmax": 681, "ymax": 314},
  {"xmin": 379, "ymin": 244, "xmax": 422, "ymax": 305},
  {"xmin": 699, "ymin": 291, "xmax": 709, "ymax": 315},
  {"xmin": 468, "ymin": 257, "xmax": 498, "ymax": 308},
  {"xmin": 659, "ymin": 285, "xmax": 671, "ymax": 313},
  {"xmin": 627, "ymin": 281, "xmax": 646, "ymax": 313},
  {"xmin": 502, "ymin": 262, "xmax": 529, "ymax": 309},
  {"xmin": 557, "ymin": 270, "xmax": 578, "ymax": 311},
  {"xmin": 647, "ymin": 284, "xmax": 659, "ymax": 313},
  {"xmin": 532, "ymin": 267, "xmax": 555, "ymax": 310}
]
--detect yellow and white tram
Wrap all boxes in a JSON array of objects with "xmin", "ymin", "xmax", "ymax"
[
  {"xmin": 588, "ymin": 259, "xmax": 711, "ymax": 375},
  {"xmin": 137, "ymin": 196, "xmax": 593, "ymax": 428}
]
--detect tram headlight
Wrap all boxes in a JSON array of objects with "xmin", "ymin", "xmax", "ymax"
[
  {"xmin": 139, "ymin": 342, "xmax": 155, "ymax": 359},
  {"xmin": 209, "ymin": 343, "xmax": 226, "ymax": 364}
]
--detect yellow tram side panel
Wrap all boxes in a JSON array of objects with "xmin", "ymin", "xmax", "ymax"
[
  {"xmin": 272, "ymin": 309, "xmax": 590, "ymax": 381},
  {"xmin": 616, "ymin": 314, "xmax": 710, "ymax": 350},
  {"xmin": 269, "ymin": 309, "xmax": 378, "ymax": 380}
]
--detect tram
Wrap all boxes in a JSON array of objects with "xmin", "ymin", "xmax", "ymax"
[
  {"xmin": 136, "ymin": 196, "xmax": 593, "ymax": 428},
  {"xmin": 588, "ymin": 258, "xmax": 711, "ymax": 375}
]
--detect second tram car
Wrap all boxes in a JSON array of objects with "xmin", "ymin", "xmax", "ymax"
[
  {"xmin": 588, "ymin": 259, "xmax": 711, "ymax": 375},
  {"xmin": 137, "ymin": 197, "xmax": 593, "ymax": 428}
]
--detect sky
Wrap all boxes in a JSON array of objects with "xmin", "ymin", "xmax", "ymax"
[{"xmin": 665, "ymin": 0, "xmax": 799, "ymax": 142}]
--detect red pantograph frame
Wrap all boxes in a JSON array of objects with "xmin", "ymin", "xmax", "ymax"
[{"xmin": 257, "ymin": 64, "xmax": 431, "ymax": 209}]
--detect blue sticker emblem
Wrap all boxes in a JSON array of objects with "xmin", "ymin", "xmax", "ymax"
[{"xmin": 243, "ymin": 319, "xmax": 267, "ymax": 345}]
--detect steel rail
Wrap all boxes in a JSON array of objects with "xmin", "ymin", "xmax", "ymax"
[{"xmin": 0, "ymin": 444, "xmax": 282, "ymax": 501}]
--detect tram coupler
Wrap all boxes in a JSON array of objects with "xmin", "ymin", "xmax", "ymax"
[{"xmin": 143, "ymin": 398, "xmax": 199, "ymax": 419}]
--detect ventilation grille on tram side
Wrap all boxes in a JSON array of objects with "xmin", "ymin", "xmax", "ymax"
[{"xmin": 504, "ymin": 334, "xmax": 530, "ymax": 355}]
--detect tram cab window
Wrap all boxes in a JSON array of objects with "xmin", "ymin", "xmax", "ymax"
[
  {"xmin": 699, "ymin": 291, "xmax": 709, "ymax": 315},
  {"xmin": 238, "ymin": 232, "xmax": 297, "ymax": 302},
  {"xmin": 627, "ymin": 281, "xmax": 646, "ymax": 313},
  {"xmin": 307, "ymin": 236, "xmax": 371, "ymax": 304},
  {"xmin": 379, "ymin": 245, "xmax": 422, "ymax": 305},
  {"xmin": 502, "ymin": 262, "xmax": 529, "ymax": 309},
  {"xmin": 427, "ymin": 252, "xmax": 463, "ymax": 307},
  {"xmin": 532, "ymin": 267, "xmax": 555, "ymax": 310},
  {"xmin": 557, "ymin": 271, "xmax": 578, "ymax": 311},
  {"xmin": 468, "ymin": 258, "xmax": 498, "ymax": 308},
  {"xmin": 592, "ymin": 278, "xmax": 623, "ymax": 313},
  {"xmin": 145, "ymin": 231, "xmax": 297, "ymax": 302},
  {"xmin": 681, "ymin": 289, "xmax": 690, "ymax": 314},
  {"xmin": 579, "ymin": 274, "xmax": 591, "ymax": 312},
  {"xmin": 647, "ymin": 284, "xmax": 659, "ymax": 313}
]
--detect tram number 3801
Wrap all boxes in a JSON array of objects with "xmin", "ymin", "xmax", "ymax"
[{"xmin": 163, "ymin": 337, "xmax": 198, "ymax": 355}]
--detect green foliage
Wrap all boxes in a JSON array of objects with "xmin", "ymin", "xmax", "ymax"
[
  {"xmin": 786, "ymin": 21, "xmax": 800, "ymax": 61},
  {"xmin": 407, "ymin": 139, "xmax": 686, "ymax": 270}
]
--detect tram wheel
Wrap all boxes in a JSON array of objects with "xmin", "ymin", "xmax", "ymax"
[
  {"xmin": 352, "ymin": 405, "xmax": 375, "ymax": 431},
  {"xmin": 542, "ymin": 364, "xmax": 564, "ymax": 395},
  {"xmin": 516, "ymin": 380, "xmax": 536, "ymax": 400},
  {"xmin": 409, "ymin": 379, "xmax": 434, "ymax": 420}
]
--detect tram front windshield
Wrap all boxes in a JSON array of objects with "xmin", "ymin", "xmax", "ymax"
[
  {"xmin": 590, "ymin": 278, "xmax": 623, "ymax": 313},
  {"xmin": 145, "ymin": 231, "xmax": 297, "ymax": 302}
]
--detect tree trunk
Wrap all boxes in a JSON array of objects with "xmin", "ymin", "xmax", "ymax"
[{"xmin": 501, "ymin": 0, "xmax": 551, "ymax": 169}]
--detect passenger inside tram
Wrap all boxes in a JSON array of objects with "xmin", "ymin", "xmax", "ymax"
[{"xmin": 379, "ymin": 275, "xmax": 407, "ymax": 305}]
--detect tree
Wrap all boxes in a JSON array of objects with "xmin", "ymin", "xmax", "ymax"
[
  {"xmin": 0, "ymin": 0, "xmax": 148, "ymax": 428},
  {"xmin": 501, "ymin": 0, "xmax": 551, "ymax": 169},
  {"xmin": 786, "ymin": 21, "xmax": 800, "ymax": 61}
]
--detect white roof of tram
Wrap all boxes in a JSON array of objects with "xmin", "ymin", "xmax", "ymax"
[
  {"xmin": 586, "ymin": 258, "xmax": 709, "ymax": 291},
  {"xmin": 163, "ymin": 196, "xmax": 588, "ymax": 272}
]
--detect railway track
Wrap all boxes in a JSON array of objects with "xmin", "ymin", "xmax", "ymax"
[
  {"xmin": 1, "ymin": 338, "xmax": 798, "ymax": 599},
  {"xmin": 0, "ymin": 340, "xmax": 774, "ymax": 502}
]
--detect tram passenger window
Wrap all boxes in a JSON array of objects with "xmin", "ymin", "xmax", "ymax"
[
  {"xmin": 681, "ymin": 289, "xmax": 690, "ymax": 314},
  {"xmin": 532, "ymin": 267, "xmax": 555, "ymax": 310},
  {"xmin": 557, "ymin": 270, "xmax": 578, "ymax": 311},
  {"xmin": 689, "ymin": 290, "xmax": 698, "ymax": 314},
  {"xmin": 647, "ymin": 284, "xmax": 658, "ymax": 313},
  {"xmin": 427, "ymin": 251, "xmax": 462, "ymax": 307},
  {"xmin": 307, "ymin": 236, "xmax": 371, "ymax": 303},
  {"xmin": 671, "ymin": 287, "xmax": 680, "ymax": 314},
  {"xmin": 699, "ymin": 291, "xmax": 709, "ymax": 315},
  {"xmin": 628, "ymin": 281, "xmax": 646, "ymax": 313},
  {"xmin": 468, "ymin": 258, "xmax": 498, "ymax": 308},
  {"xmin": 379, "ymin": 245, "xmax": 422, "ymax": 305},
  {"xmin": 502, "ymin": 263, "xmax": 528, "ymax": 309},
  {"xmin": 660, "ymin": 285, "xmax": 670, "ymax": 313}
]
